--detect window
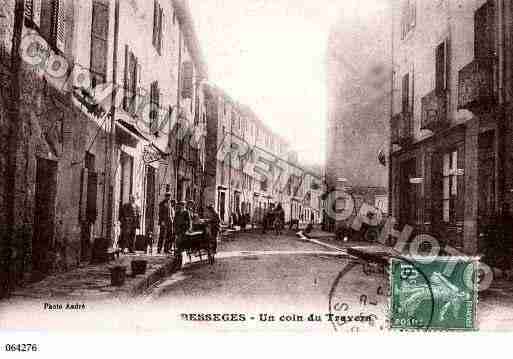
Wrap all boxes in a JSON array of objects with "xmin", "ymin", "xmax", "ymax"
[
  {"xmin": 181, "ymin": 61, "xmax": 194, "ymax": 98},
  {"xmin": 90, "ymin": 1, "xmax": 110, "ymax": 87},
  {"xmin": 474, "ymin": 1, "xmax": 495, "ymax": 60},
  {"xmin": 123, "ymin": 46, "xmax": 138, "ymax": 113},
  {"xmin": 150, "ymin": 81, "xmax": 160, "ymax": 133},
  {"xmin": 261, "ymin": 178, "xmax": 268, "ymax": 192},
  {"xmin": 435, "ymin": 40, "xmax": 448, "ymax": 93},
  {"xmin": 152, "ymin": 0, "xmax": 163, "ymax": 54},
  {"xmin": 401, "ymin": 0, "xmax": 416, "ymax": 39},
  {"xmin": 402, "ymin": 73, "xmax": 410, "ymax": 113},
  {"xmin": 442, "ymin": 150, "xmax": 458, "ymax": 223}
]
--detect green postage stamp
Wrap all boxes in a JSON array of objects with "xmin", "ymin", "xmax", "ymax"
[{"xmin": 390, "ymin": 257, "xmax": 478, "ymax": 331}]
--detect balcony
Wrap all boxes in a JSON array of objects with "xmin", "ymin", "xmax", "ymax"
[
  {"xmin": 458, "ymin": 59, "xmax": 496, "ymax": 113},
  {"xmin": 421, "ymin": 89, "xmax": 448, "ymax": 132},
  {"xmin": 391, "ymin": 112, "xmax": 413, "ymax": 147}
]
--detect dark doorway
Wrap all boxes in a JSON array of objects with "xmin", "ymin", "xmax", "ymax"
[
  {"xmin": 80, "ymin": 152, "xmax": 98, "ymax": 262},
  {"xmin": 33, "ymin": 158, "xmax": 58, "ymax": 279},
  {"xmin": 145, "ymin": 166, "xmax": 156, "ymax": 236},
  {"xmin": 478, "ymin": 131, "xmax": 496, "ymax": 231},
  {"xmin": 399, "ymin": 158, "xmax": 417, "ymax": 227},
  {"xmin": 218, "ymin": 191, "xmax": 226, "ymax": 222}
]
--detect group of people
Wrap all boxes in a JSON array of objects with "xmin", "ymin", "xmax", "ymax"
[
  {"xmin": 262, "ymin": 203, "xmax": 285, "ymax": 235},
  {"xmin": 231, "ymin": 210, "xmax": 251, "ymax": 231},
  {"xmin": 118, "ymin": 193, "xmax": 220, "ymax": 255}
]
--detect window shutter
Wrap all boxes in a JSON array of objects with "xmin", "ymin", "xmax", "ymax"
[
  {"xmin": 444, "ymin": 38, "xmax": 451, "ymax": 90},
  {"xmin": 474, "ymin": 1, "xmax": 495, "ymax": 60},
  {"xmin": 152, "ymin": 0, "xmax": 158, "ymax": 47},
  {"xmin": 130, "ymin": 54, "xmax": 139, "ymax": 113},
  {"xmin": 182, "ymin": 61, "xmax": 193, "ymax": 98},
  {"xmin": 435, "ymin": 42, "xmax": 445, "ymax": 92},
  {"xmin": 158, "ymin": 7, "xmax": 164, "ymax": 53},
  {"xmin": 53, "ymin": 0, "xmax": 66, "ymax": 52},
  {"xmin": 123, "ymin": 45, "xmax": 129, "ymax": 111},
  {"xmin": 91, "ymin": 1, "xmax": 110, "ymax": 86},
  {"xmin": 402, "ymin": 73, "xmax": 409, "ymax": 113}
]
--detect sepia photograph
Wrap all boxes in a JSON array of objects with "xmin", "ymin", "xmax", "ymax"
[{"xmin": 1, "ymin": 0, "xmax": 513, "ymax": 349}]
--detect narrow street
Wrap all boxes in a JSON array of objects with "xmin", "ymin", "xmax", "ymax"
[
  {"xmin": 2, "ymin": 229, "xmax": 513, "ymax": 333},
  {"xmin": 140, "ymin": 230, "xmax": 390, "ymax": 333}
]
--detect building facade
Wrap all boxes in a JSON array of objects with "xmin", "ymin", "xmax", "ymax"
[
  {"xmin": 204, "ymin": 84, "xmax": 323, "ymax": 227},
  {"xmin": 0, "ymin": 0, "xmax": 207, "ymax": 295},
  {"xmin": 389, "ymin": 0, "xmax": 513, "ymax": 263},
  {"xmin": 325, "ymin": 2, "xmax": 391, "ymax": 230}
]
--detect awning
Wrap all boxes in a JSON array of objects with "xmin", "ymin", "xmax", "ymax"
[{"xmin": 116, "ymin": 119, "xmax": 149, "ymax": 147}]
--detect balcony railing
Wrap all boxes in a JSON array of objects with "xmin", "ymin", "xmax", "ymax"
[
  {"xmin": 391, "ymin": 112, "xmax": 413, "ymax": 147},
  {"xmin": 458, "ymin": 58, "xmax": 495, "ymax": 112},
  {"xmin": 421, "ymin": 89, "xmax": 448, "ymax": 132}
]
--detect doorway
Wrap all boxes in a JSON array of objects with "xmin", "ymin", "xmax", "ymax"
[
  {"xmin": 145, "ymin": 166, "xmax": 156, "ymax": 236},
  {"xmin": 33, "ymin": 158, "xmax": 58, "ymax": 278},
  {"xmin": 478, "ymin": 131, "xmax": 496, "ymax": 231},
  {"xmin": 218, "ymin": 191, "xmax": 226, "ymax": 222},
  {"xmin": 399, "ymin": 158, "xmax": 417, "ymax": 227}
]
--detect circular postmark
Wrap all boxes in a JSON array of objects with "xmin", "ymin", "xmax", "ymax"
[{"xmin": 327, "ymin": 255, "xmax": 436, "ymax": 333}]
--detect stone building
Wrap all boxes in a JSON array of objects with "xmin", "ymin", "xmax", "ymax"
[
  {"xmin": 204, "ymin": 84, "xmax": 322, "ymax": 227},
  {"xmin": 325, "ymin": 1, "xmax": 391, "ymax": 227},
  {"xmin": 389, "ymin": 0, "xmax": 513, "ymax": 263},
  {"xmin": 0, "ymin": 0, "xmax": 206, "ymax": 296}
]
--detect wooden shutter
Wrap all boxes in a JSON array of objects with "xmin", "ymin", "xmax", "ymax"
[
  {"xmin": 87, "ymin": 171, "xmax": 99, "ymax": 223},
  {"xmin": 402, "ymin": 73, "xmax": 409, "ymax": 113},
  {"xmin": 130, "ymin": 54, "xmax": 137, "ymax": 113},
  {"xmin": 152, "ymin": 0, "xmax": 158, "ymax": 47},
  {"xmin": 435, "ymin": 42, "xmax": 445, "ymax": 92},
  {"xmin": 123, "ymin": 45, "xmax": 129, "ymax": 111},
  {"xmin": 474, "ymin": 1, "xmax": 495, "ymax": 60},
  {"xmin": 158, "ymin": 6, "xmax": 164, "ymax": 53},
  {"xmin": 182, "ymin": 61, "xmax": 193, "ymax": 98},
  {"xmin": 90, "ymin": 1, "xmax": 110, "ymax": 86},
  {"xmin": 445, "ymin": 38, "xmax": 451, "ymax": 91}
]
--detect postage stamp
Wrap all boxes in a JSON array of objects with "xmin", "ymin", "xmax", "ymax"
[{"xmin": 390, "ymin": 257, "xmax": 478, "ymax": 331}]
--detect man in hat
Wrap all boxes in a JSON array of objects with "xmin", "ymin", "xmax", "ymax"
[
  {"xmin": 119, "ymin": 194, "xmax": 140, "ymax": 253},
  {"xmin": 174, "ymin": 201, "xmax": 192, "ymax": 251},
  {"xmin": 206, "ymin": 204, "xmax": 221, "ymax": 252},
  {"xmin": 158, "ymin": 193, "xmax": 175, "ymax": 254}
]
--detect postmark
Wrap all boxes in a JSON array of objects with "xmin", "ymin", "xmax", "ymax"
[
  {"xmin": 328, "ymin": 259, "xmax": 390, "ymax": 333},
  {"xmin": 390, "ymin": 257, "xmax": 478, "ymax": 331}
]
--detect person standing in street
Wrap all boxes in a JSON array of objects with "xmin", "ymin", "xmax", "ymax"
[
  {"xmin": 262, "ymin": 203, "xmax": 275, "ymax": 234},
  {"xmin": 274, "ymin": 203, "xmax": 285, "ymax": 235},
  {"xmin": 119, "ymin": 195, "xmax": 140, "ymax": 254},
  {"xmin": 206, "ymin": 204, "xmax": 221, "ymax": 252},
  {"xmin": 157, "ymin": 193, "xmax": 174, "ymax": 254},
  {"xmin": 174, "ymin": 201, "xmax": 192, "ymax": 252}
]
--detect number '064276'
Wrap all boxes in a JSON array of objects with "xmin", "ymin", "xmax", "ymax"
[{"xmin": 4, "ymin": 344, "xmax": 39, "ymax": 352}]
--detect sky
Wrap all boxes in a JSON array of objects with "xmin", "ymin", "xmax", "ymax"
[{"xmin": 188, "ymin": 0, "xmax": 349, "ymax": 166}]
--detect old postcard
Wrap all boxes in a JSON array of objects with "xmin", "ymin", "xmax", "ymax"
[{"xmin": 1, "ymin": 0, "xmax": 513, "ymax": 349}]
